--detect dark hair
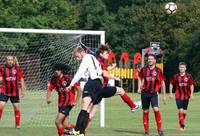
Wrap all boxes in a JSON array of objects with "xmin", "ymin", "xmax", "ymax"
[
  {"xmin": 96, "ymin": 44, "xmax": 110, "ymax": 56},
  {"xmin": 53, "ymin": 63, "xmax": 71, "ymax": 74},
  {"xmin": 179, "ymin": 62, "xmax": 187, "ymax": 67},
  {"xmin": 147, "ymin": 53, "xmax": 156, "ymax": 59}
]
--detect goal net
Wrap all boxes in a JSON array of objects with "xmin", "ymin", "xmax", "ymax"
[{"xmin": 0, "ymin": 28, "xmax": 105, "ymax": 128}]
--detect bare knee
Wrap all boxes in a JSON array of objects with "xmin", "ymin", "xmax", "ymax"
[
  {"xmin": 55, "ymin": 118, "xmax": 62, "ymax": 126},
  {"xmin": 116, "ymin": 87, "xmax": 125, "ymax": 95},
  {"xmin": 153, "ymin": 107, "xmax": 159, "ymax": 112}
]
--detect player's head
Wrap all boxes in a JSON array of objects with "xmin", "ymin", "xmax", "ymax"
[
  {"xmin": 147, "ymin": 54, "xmax": 156, "ymax": 66},
  {"xmin": 179, "ymin": 62, "xmax": 187, "ymax": 73},
  {"xmin": 73, "ymin": 46, "xmax": 86, "ymax": 61},
  {"xmin": 96, "ymin": 44, "xmax": 110, "ymax": 60},
  {"xmin": 53, "ymin": 63, "xmax": 71, "ymax": 77},
  {"xmin": 6, "ymin": 55, "xmax": 14, "ymax": 67}
]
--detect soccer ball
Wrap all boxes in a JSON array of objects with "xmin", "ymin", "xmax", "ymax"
[{"xmin": 164, "ymin": 2, "xmax": 177, "ymax": 14}]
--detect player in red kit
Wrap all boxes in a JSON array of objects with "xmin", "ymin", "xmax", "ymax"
[
  {"xmin": 0, "ymin": 55, "xmax": 25, "ymax": 129},
  {"xmin": 169, "ymin": 62, "xmax": 194, "ymax": 132},
  {"xmin": 47, "ymin": 63, "xmax": 81, "ymax": 136},
  {"xmin": 84, "ymin": 44, "xmax": 140, "ymax": 131},
  {"xmin": 138, "ymin": 54, "xmax": 167, "ymax": 136}
]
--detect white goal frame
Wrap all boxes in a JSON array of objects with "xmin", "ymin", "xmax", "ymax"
[{"xmin": 0, "ymin": 28, "xmax": 105, "ymax": 128}]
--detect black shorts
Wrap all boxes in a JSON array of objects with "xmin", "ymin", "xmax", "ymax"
[
  {"xmin": 94, "ymin": 86, "xmax": 117, "ymax": 104},
  {"xmin": 176, "ymin": 99, "xmax": 189, "ymax": 110},
  {"xmin": 58, "ymin": 105, "xmax": 73, "ymax": 116},
  {"xmin": 141, "ymin": 92, "xmax": 159, "ymax": 110},
  {"xmin": 0, "ymin": 93, "xmax": 20, "ymax": 103},
  {"xmin": 82, "ymin": 78, "xmax": 102, "ymax": 103}
]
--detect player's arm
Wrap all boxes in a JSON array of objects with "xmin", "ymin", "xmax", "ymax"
[
  {"xmin": 20, "ymin": 77, "xmax": 25, "ymax": 97},
  {"xmin": 190, "ymin": 84, "xmax": 194, "ymax": 99},
  {"xmin": 74, "ymin": 85, "xmax": 82, "ymax": 106},
  {"xmin": 107, "ymin": 63, "xmax": 116, "ymax": 70},
  {"xmin": 161, "ymin": 80, "xmax": 167, "ymax": 104},
  {"xmin": 169, "ymin": 83, "xmax": 173, "ymax": 98},
  {"xmin": 137, "ymin": 77, "xmax": 144, "ymax": 94},
  {"xmin": 46, "ymin": 81, "xmax": 53, "ymax": 104},
  {"xmin": 102, "ymin": 70, "xmax": 120, "ymax": 81}
]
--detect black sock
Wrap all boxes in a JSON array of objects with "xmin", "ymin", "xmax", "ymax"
[
  {"xmin": 80, "ymin": 112, "xmax": 90, "ymax": 134},
  {"xmin": 75, "ymin": 110, "xmax": 87, "ymax": 132}
]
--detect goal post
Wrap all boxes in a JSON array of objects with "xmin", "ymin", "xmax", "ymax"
[{"xmin": 0, "ymin": 28, "xmax": 105, "ymax": 128}]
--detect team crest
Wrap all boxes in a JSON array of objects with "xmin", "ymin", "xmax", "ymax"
[
  {"xmin": 152, "ymin": 71, "xmax": 157, "ymax": 77},
  {"xmin": 62, "ymin": 81, "xmax": 67, "ymax": 87},
  {"xmin": 184, "ymin": 77, "xmax": 188, "ymax": 82},
  {"xmin": 13, "ymin": 69, "xmax": 17, "ymax": 75}
]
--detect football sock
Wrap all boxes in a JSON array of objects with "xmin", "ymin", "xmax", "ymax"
[
  {"xmin": 154, "ymin": 110, "xmax": 162, "ymax": 132},
  {"xmin": 143, "ymin": 111, "xmax": 149, "ymax": 133},
  {"xmin": 14, "ymin": 110, "xmax": 20, "ymax": 127},
  {"xmin": 85, "ymin": 117, "xmax": 92, "ymax": 130},
  {"xmin": 121, "ymin": 93, "xmax": 136, "ymax": 109},
  {"xmin": 0, "ymin": 110, "xmax": 3, "ymax": 120},
  {"xmin": 80, "ymin": 112, "xmax": 89, "ymax": 134},
  {"xmin": 57, "ymin": 125, "xmax": 64, "ymax": 136},
  {"xmin": 178, "ymin": 112, "xmax": 184, "ymax": 126},
  {"xmin": 75, "ymin": 110, "xmax": 87, "ymax": 132}
]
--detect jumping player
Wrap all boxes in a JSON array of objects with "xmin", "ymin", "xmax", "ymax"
[
  {"xmin": 138, "ymin": 54, "xmax": 167, "ymax": 136},
  {"xmin": 169, "ymin": 62, "xmax": 194, "ymax": 131},
  {"xmin": 85, "ymin": 44, "xmax": 140, "ymax": 130},
  {"xmin": 67, "ymin": 46, "xmax": 103, "ymax": 136},
  {"xmin": 0, "ymin": 55, "xmax": 25, "ymax": 129},
  {"xmin": 47, "ymin": 63, "xmax": 81, "ymax": 136}
]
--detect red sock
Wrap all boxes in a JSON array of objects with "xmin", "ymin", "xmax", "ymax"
[
  {"xmin": 0, "ymin": 110, "xmax": 3, "ymax": 120},
  {"xmin": 154, "ymin": 111, "xmax": 162, "ymax": 132},
  {"xmin": 143, "ymin": 111, "xmax": 149, "ymax": 133},
  {"xmin": 66, "ymin": 123, "xmax": 75, "ymax": 129},
  {"xmin": 121, "ymin": 93, "xmax": 136, "ymax": 109},
  {"xmin": 85, "ymin": 117, "xmax": 92, "ymax": 130},
  {"xmin": 178, "ymin": 112, "xmax": 184, "ymax": 126},
  {"xmin": 57, "ymin": 125, "xmax": 64, "ymax": 136},
  {"xmin": 14, "ymin": 110, "xmax": 20, "ymax": 127}
]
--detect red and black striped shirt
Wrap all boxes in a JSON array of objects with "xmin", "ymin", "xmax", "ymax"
[
  {"xmin": 139, "ymin": 66, "xmax": 165, "ymax": 93},
  {"xmin": 49, "ymin": 75, "xmax": 79, "ymax": 108},
  {"xmin": 96, "ymin": 56, "xmax": 108, "ymax": 88},
  {"xmin": 0, "ymin": 64, "xmax": 23, "ymax": 96},
  {"xmin": 170, "ymin": 73, "xmax": 194, "ymax": 100}
]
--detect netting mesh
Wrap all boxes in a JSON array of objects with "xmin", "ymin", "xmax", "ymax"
[{"xmin": 0, "ymin": 32, "xmax": 101, "ymax": 127}]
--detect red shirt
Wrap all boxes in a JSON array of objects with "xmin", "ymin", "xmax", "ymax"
[
  {"xmin": 139, "ymin": 66, "xmax": 165, "ymax": 93},
  {"xmin": 96, "ymin": 57, "xmax": 109, "ymax": 87},
  {"xmin": 170, "ymin": 73, "xmax": 194, "ymax": 100},
  {"xmin": 0, "ymin": 64, "xmax": 23, "ymax": 96},
  {"xmin": 49, "ymin": 75, "xmax": 79, "ymax": 108}
]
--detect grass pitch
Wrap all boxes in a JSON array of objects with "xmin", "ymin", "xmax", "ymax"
[{"xmin": 0, "ymin": 92, "xmax": 199, "ymax": 136}]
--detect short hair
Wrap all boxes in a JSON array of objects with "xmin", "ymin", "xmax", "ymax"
[
  {"xmin": 73, "ymin": 46, "xmax": 85, "ymax": 57},
  {"xmin": 53, "ymin": 63, "xmax": 71, "ymax": 74},
  {"xmin": 96, "ymin": 43, "xmax": 110, "ymax": 56},
  {"xmin": 179, "ymin": 62, "xmax": 187, "ymax": 67}
]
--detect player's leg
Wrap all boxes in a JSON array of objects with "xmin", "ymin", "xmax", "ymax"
[
  {"xmin": 151, "ymin": 93, "xmax": 164, "ymax": 136},
  {"xmin": 73, "ymin": 96, "xmax": 92, "ymax": 135},
  {"xmin": 0, "ymin": 93, "xmax": 8, "ymax": 120},
  {"xmin": 141, "ymin": 92, "xmax": 150, "ymax": 135},
  {"xmin": 176, "ymin": 99, "xmax": 185, "ymax": 131},
  {"xmin": 55, "ymin": 112, "xmax": 66, "ymax": 136},
  {"xmin": 183, "ymin": 99, "xmax": 189, "ymax": 126},
  {"xmin": 62, "ymin": 106, "xmax": 75, "ymax": 130},
  {"xmin": 11, "ymin": 96, "xmax": 20, "ymax": 129}
]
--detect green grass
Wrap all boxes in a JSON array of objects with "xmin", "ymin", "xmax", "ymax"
[{"xmin": 0, "ymin": 92, "xmax": 200, "ymax": 136}]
